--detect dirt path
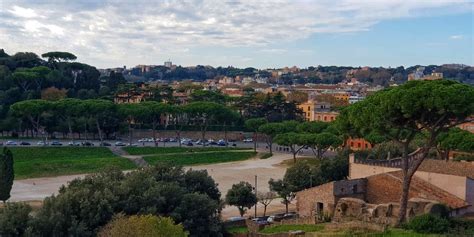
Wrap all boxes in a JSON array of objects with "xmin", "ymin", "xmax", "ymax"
[
  {"xmin": 109, "ymin": 147, "xmax": 149, "ymax": 167},
  {"xmin": 10, "ymin": 152, "xmax": 299, "ymax": 219}
]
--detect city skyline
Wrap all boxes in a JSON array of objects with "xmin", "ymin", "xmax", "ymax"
[{"xmin": 0, "ymin": 0, "xmax": 472, "ymax": 69}]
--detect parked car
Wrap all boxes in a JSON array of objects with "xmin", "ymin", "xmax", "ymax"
[
  {"xmin": 252, "ymin": 217, "xmax": 269, "ymax": 225},
  {"xmin": 184, "ymin": 141, "xmax": 194, "ymax": 146},
  {"xmin": 267, "ymin": 213, "xmax": 285, "ymax": 223},
  {"xmin": 115, "ymin": 141, "xmax": 126, "ymax": 146},
  {"xmin": 19, "ymin": 141, "xmax": 31, "ymax": 146},
  {"xmin": 227, "ymin": 216, "xmax": 245, "ymax": 222},
  {"xmin": 37, "ymin": 141, "xmax": 47, "ymax": 146},
  {"xmin": 168, "ymin": 138, "xmax": 177, "ymax": 142},
  {"xmin": 100, "ymin": 142, "xmax": 111, "ymax": 146},
  {"xmin": 51, "ymin": 141, "xmax": 63, "ymax": 146},
  {"xmin": 82, "ymin": 141, "xmax": 94, "ymax": 146},
  {"xmin": 127, "ymin": 143, "xmax": 138, "ymax": 147},
  {"xmin": 6, "ymin": 141, "xmax": 17, "ymax": 146},
  {"xmin": 243, "ymin": 138, "xmax": 253, "ymax": 143},
  {"xmin": 217, "ymin": 139, "xmax": 228, "ymax": 146},
  {"xmin": 68, "ymin": 141, "xmax": 81, "ymax": 146}
]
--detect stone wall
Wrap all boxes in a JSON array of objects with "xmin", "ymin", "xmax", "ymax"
[
  {"xmin": 296, "ymin": 182, "xmax": 335, "ymax": 217},
  {"xmin": 332, "ymin": 197, "xmax": 446, "ymax": 227}
]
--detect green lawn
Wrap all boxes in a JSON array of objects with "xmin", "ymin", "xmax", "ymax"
[
  {"xmin": 143, "ymin": 151, "xmax": 257, "ymax": 166},
  {"xmin": 9, "ymin": 147, "xmax": 136, "ymax": 179},
  {"xmin": 260, "ymin": 224, "xmax": 324, "ymax": 234},
  {"xmin": 226, "ymin": 226, "xmax": 248, "ymax": 234},
  {"xmin": 124, "ymin": 146, "xmax": 250, "ymax": 155}
]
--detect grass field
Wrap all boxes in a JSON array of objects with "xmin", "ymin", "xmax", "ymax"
[
  {"xmin": 124, "ymin": 146, "xmax": 251, "ymax": 155},
  {"xmin": 143, "ymin": 151, "xmax": 257, "ymax": 166},
  {"xmin": 9, "ymin": 147, "xmax": 136, "ymax": 179},
  {"xmin": 226, "ymin": 226, "xmax": 248, "ymax": 234}
]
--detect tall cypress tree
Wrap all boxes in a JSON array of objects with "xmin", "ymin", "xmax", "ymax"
[{"xmin": 0, "ymin": 147, "xmax": 14, "ymax": 203}]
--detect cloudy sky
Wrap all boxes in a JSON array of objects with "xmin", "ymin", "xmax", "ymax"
[{"xmin": 0, "ymin": 0, "xmax": 472, "ymax": 69}]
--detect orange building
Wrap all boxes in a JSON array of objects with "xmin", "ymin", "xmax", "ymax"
[
  {"xmin": 314, "ymin": 111, "xmax": 339, "ymax": 122},
  {"xmin": 347, "ymin": 138, "xmax": 372, "ymax": 151}
]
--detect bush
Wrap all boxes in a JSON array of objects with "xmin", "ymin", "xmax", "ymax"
[
  {"xmin": 0, "ymin": 202, "xmax": 32, "ymax": 236},
  {"xmin": 98, "ymin": 214, "xmax": 187, "ymax": 237},
  {"xmin": 404, "ymin": 214, "xmax": 450, "ymax": 234},
  {"xmin": 453, "ymin": 155, "xmax": 474, "ymax": 162}
]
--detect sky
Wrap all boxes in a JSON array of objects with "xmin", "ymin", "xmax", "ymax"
[{"xmin": 0, "ymin": 0, "xmax": 472, "ymax": 69}]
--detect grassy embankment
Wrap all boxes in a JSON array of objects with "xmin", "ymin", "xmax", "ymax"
[
  {"xmin": 124, "ymin": 147, "xmax": 256, "ymax": 166},
  {"xmin": 10, "ymin": 147, "xmax": 136, "ymax": 179}
]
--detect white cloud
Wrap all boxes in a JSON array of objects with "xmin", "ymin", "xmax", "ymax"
[
  {"xmin": 0, "ymin": 0, "xmax": 471, "ymax": 67},
  {"xmin": 450, "ymin": 34, "xmax": 464, "ymax": 40}
]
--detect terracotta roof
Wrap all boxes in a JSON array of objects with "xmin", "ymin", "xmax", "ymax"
[
  {"xmin": 418, "ymin": 159, "xmax": 474, "ymax": 179},
  {"xmin": 379, "ymin": 171, "xmax": 469, "ymax": 209}
]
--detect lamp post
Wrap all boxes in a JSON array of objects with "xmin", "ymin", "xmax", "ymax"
[{"xmin": 254, "ymin": 175, "xmax": 258, "ymax": 218}]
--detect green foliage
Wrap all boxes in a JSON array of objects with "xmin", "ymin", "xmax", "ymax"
[
  {"xmin": 0, "ymin": 202, "xmax": 32, "ymax": 236},
  {"xmin": 0, "ymin": 148, "xmax": 14, "ymax": 202},
  {"xmin": 190, "ymin": 89, "xmax": 228, "ymax": 104},
  {"xmin": 268, "ymin": 178, "xmax": 295, "ymax": 213},
  {"xmin": 283, "ymin": 161, "xmax": 313, "ymax": 191},
  {"xmin": 124, "ymin": 147, "xmax": 248, "ymax": 155},
  {"xmin": 98, "ymin": 214, "xmax": 188, "ymax": 237},
  {"xmin": 260, "ymin": 224, "xmax": 324, "ymax": 234},
  {"xmin": 245, "ymin": 117, "xmax": 267, "ymax": 132},
  {"xmin": 404, "ymin": 214, "xmax": 450, "ymax": 234},
  {"xmin": 28, "ymin": 164, "xmax": 222, "ymax": 236},
  {"xmin": 226, "ymin": 226, "xmax": 248, "ymax": 234},
  {"xmin": 143, "ymin": 151, "xmax": 256, "ymax": 166},
  {"xmin": 437, "ymin": 128, "xmax": 474, "ymax": 154},
  {"xmin": 10, "ymin": 147, "xmax": 135, "ymax": 179},
  {"xmin": 225, "ymin": 181, "xmax": 257, "ymax": 217}
]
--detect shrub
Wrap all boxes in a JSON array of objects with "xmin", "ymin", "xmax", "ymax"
[
  {"xmin": 404, "ymin": 214, "xmax": 450, "ymax": 234},
  {"xmin": 453, "ymin": 155, "xmax": 474, "ymax": 162},
  {"xmin": 98, "ymin": 214, "xmax": 188, "ymax": 237},
  {"xmin": 0, "ymin": 202, "xmax": 32, "ymax": 236}
]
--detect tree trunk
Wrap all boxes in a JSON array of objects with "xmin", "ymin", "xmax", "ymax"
[
  {"xmin": 263, "ymin": 205, "xmax": 267, "ymax": 216},
  {"xmin": 68, "ymin": 120, "xmax": 74, "ymax": 144},
  {"xmin": 128, "ymin": 120, "xmax": 132, "ymax": 146},
  {"xmin": 152, "ymin": 121, "xmax": 157, "ymax": 147},
  {"xmin": 96, "ymin": 119, "xmax": 103, "ymax": 143},
  {"xmin": 397, "ymin": 167, "xmax": 412, "ymax": 225},
  {"xmin": 285, "ymin": 201, "xmax": 289, "ymax": 214},
  {"xmin": 253, "ymin": 132, "xmax": 257, "ymax": 152},
  {"xmin": 177, "ymin": 130, "xmax": 182, "ymax": 147}
]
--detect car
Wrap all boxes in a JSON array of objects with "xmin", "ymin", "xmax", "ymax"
[
  {"xmin": 100, "ymin": 142, "xmax": 111, "ymax": 146},
  {"xmin": 217, "ymin": 140, "xmax": 228, "ymax": 146},
  {"xmin": 209, "ymin": 141, "xmax": 218, "ymax": 146},
  {"xmin": 6, "ymin": 140, "xmax": 17, "ymax": 146},
  {"xmin": 127, "ymin": 143, "xmax": 138, "ymax": 147},
  {"xmin": 51, "ymin": 141, "xmax": 63, "ymax": 146},
  {"xmin": 115, "ymin": 141, "xmax": 126, "ymax": 146},
  {"xmin": 227, "ymin": 216, "xmax": 245, "ymax": 222},
  {"xmin": 243, "ymin": 138, "xmax": 253, "ymax": 143},
  {"xmin": 81, "ymin": 141, "xmax": 94, "ymax": 146},
  {"xmin": 267, "ymin": 213, "xmax": 285, "ymax": 223},
  {"xmin": 138, "ymin": 138, "xmax": 149, "ymax": 143},
  {"xmin": 168, "ymin": 138, "xmax": 177, "ymax": 142},
  {"xmin": 19, "ymin": 141, "xmax": 31, "ymax": 146},
  {"xmin": 68, "ymin": 141, "xmax": 81, "ymax": 146},
  {"xmin": 207, "ymin": 139, "xmax": 215, "ymax": 143},
  {"xmin": 252, "ymin": 217, "xmax": 269, "ymax": 225},
  {"xmin": 37, "ymin": 141, "xmax": 47, "ymax": 146},
  {"xmin": 184, "ymin": 141, "xmax": 194, "ymax": 146}
]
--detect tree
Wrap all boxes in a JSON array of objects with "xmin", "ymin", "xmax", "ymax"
[
  {"xmin": 436, "ymin": 128, "xmax": 474, "ymax": 160},
  {"xmin": 11, "ymin": 99, "xmax": 51, "ymax": 138},
  {"xmin": 275, "ymin": 132, "xmax": 305, "ymax": 163},
  {"xmin": 41, "ymin": 51, "xmax": 77, "ymax": 69},
  {"xmin": 140, "ymin": 102, "xmax": 171, "ymax": 147},
  {"xmin": 245, "ymin": 118, "xmax": 267, "ymax": 152},
  {"xmin": 215, "ymin": 107, "xmax": 240, "ymax": 146},
  {"xmin": 268, "ymin": 179, "xmax": 295, "ymax": 214},
  {"xmin": 98, "ymin": 214, "xmax": 188, "ymax": 237},
  {"xmin": 190, "ymin": 90, "xmax": 227, "ymax": 104},
  {"xmin": 183, "ymin": 169, "xmax": 221, "ymax": 202},
  {"xmin": 339, "ymin": 80, "xmax": 474, "ymax": 225},
  {"xmin": 118, "ymin": 103, "xmax": 143, "ymax": 145},
  {"xmin": 185, "ymin": 102, "xmax": 225, "ymax": 146},
  {"xmin": 0, "ymin": 148, "xmax": 14, "ymax": 203},
  {"xmin": 0, "ymin": 202, "xmax": 31, "ymax": 236},
  {"xmin": 286, "ymin": 91, "xmax": 308, "ymax": 104},
  {"xmin": 258, "ymin": 122, "xmax": 285, "ymax": 155},
  {"xmin": 257, "ymin": 191, "xmax": 277, "ymax": 216},
  {"xmin": 54, "ymin": 98, "xmax": 82, "ymax": 142},
  {"xmin": 225, "ymin": 181, "xmax": 257, "ymax": 217},
  {"xmin": 81, "ymin": 99, "xmax": 117, "ymax": 143},
  {"xmin": 41, "ymin": 87, "xmax": 67, "ymax": 101},
  {"xmin": 302, "ymin": 132, "xmax": 342, "ymax": 159}
]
